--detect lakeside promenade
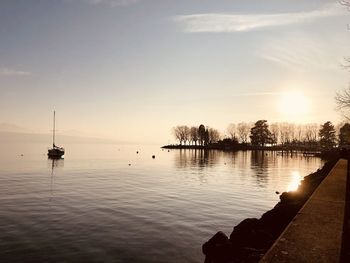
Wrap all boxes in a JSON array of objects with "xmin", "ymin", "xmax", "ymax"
[{"xmin": 260, "ymin": 158, "xmax": 349, "ymax": 262}]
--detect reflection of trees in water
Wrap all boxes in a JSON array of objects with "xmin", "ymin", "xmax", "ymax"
[
  {"xmin": 174, "ymin": 149, "xmax": 220, "ymax": 169},
  {"xmin": 250, "ymin": 151, "xmax": 270, "ymax": 185},
  {"xmin": 221, "ymin": 151, "xmax": 239, "ymax": 166},
  {"xmin": 173, "ymin": 149, "xmax": 322, "ymax": 188},
  {"xmin": 175, "ymin": 149, "xmax": 246, "ymax": 169}
]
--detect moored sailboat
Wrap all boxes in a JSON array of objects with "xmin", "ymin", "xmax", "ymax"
[{"xmin": 48, "ymin": 111, "xmax": 64, "ymax": 159}]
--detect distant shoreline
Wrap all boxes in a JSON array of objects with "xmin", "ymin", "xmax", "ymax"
[{"xmin": 162, "ymin": 144, "xmax": 327, "ymax": 155}]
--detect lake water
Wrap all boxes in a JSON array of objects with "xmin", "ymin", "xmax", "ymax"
[{"xmin": 0, "ymin": 142, "xmax": 323, "ymax": 262}]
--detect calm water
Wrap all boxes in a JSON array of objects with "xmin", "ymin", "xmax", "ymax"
[{"xmin": 0, "ymin": 142, "xmax": 323, "ymax": 262}]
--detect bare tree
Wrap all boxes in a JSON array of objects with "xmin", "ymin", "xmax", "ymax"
[
  {"xmin": 237, "ymin": 122, "xmax": 251, "ymax": 143},
  {"xmin": 288, "ymin": 123, "xmax": 297, "ymax": 142},
  {"xmin": 190, "ymin": 126, "xmax": 199, "ymax": 145},
  {"xmin": 336, "ymin": 88, "xmax": 350, "ymax": 120},
  {"xmin": 335, "ymin": 1, "xmax": 350, "ymax": 118},
  {"xmin": 172, "ymin": 125, "xmax": 190, "ymax": 145},
  {"xmin": 296, "ymin": 124, "xmax": 304, "ymax": 144},
  {"xmin": 279, "ymin": 122, "xmax": 290, "ymax": 145},
  {"xmin": 173, "ymin": 126, "xmax": 183, "ymax": 145},
  {"xmin": 226, "ymin": 123, "xmax": 236, "ymax": 140},
  {"xmin": 208, "ymin": 128, "xmax": 221, "ymax": 143},
  {"xmin": 183, "ymin": 126, "xmax": 190, "ymax": 145},
  {"xmin": 270, "ymin": 122, "xmax": 279, "ymax": 145},
  {"xmin": 304, "ymin": 123, "xmax": 319, "ymax": 147}
]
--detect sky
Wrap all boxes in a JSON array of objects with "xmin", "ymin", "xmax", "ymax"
[{"xmin": 0, "ymin": 0, "xmax": 349, "ymax": 144}]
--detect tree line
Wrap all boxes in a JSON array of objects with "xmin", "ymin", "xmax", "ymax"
[
  {"xmin": 172, "ymin": 125, "xmax": 220, "ymax": 146},
  {"xmin": 171, "ymin": 120, "xmax": 350, "ymax": 151}
]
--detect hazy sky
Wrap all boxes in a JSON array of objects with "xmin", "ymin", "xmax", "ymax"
[{"xmin": 0, "ymin": 0, "xmax": 349, "ymax": 144}]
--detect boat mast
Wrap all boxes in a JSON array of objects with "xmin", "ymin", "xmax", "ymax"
[{"xmin": 53, "ymin": 110, "xmax": 55, "ymax": 147}]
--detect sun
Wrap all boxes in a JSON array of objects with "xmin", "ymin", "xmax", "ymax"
[{"xmin": 278, "ymin": 91, "xmax": 309, "ymax": 118}]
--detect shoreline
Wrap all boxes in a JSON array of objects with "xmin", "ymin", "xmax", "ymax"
[
  {"xmin": 162, "ymin": 144, "xmax": 332, "ymax": 156},
  {"xmin": 202, "ymin": 155, "xmax": 339, "ymax": 263}
]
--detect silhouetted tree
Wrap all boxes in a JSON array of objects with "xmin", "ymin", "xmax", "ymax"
[
  {"xmin": 172, "ymin": 125, "xmax": 190, "ymax": 145},
  {"xmin": 183, "ymin": 126, "xmax": 190, "ymax": 145},
  {"xmin": 339, "ymin": 123, "xmax": 350, "ymax": 147},
  {"xmin": 250, "ymin": 120, "xmax": 272, "ymax": 147},
  {"xmin": 279, "ymin": 123, "xmax": 289, "ymax": 145},
  {"xmin": 319, "ymin": 121, "xmax": 336, "ymax": 150},
  {"xmin": 237, "ymin": 122, "xmax": 251, "ymax": 143},
  {"xmin": 279, "ymin": 123, "xmax": 296, "ymax": 146},
  {"xmin": 226, "ymin": 123, "xmax": 236, "ymax": 140},
  {"xmin": 304, "ymin": 123, "xmax": 319, "ymax": 148},
  {"xmin": 336, "ymin": 88, "xmax": 350, "ymax": 120},
  {"xmin": 335, "ymin": 1, "xmax": 350, "ymax": 119},
  {"xmin": 190, "ymin": 126, "xmax": 199, "ymax": 145},
  {"xmin": 208, "ymin": 128, "xmax": 220, "ymax": 143},
  {"xmin": 204, "ymin": 129, "xmax": 210, "ymax": 146},
  {"xmin": 270, "ymin": 122, "xmax": 279, "ymax": 146},
  {"xmin": 296, "ymin": 124, "xmax": 304, "ymax": 146},
  {"xmin": 173, "ymin": 126, "xmax": 183, "ymax": 145},
  {"xmin": 198, "ymin": 124, "xmax": 206, "ymax": 146}
]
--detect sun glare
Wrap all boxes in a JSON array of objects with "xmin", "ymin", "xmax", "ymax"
[
  {"xmin": 287, "ymin": 171, "xmax": 301, "ymax": 192},
  {"xmin": 278, "ymin": 91, "xmax": 309, "ymax": 118}
]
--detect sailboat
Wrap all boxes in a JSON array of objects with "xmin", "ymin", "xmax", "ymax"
[{"xmin": 48, "ymin": 111, "xmax": 65, "ymax": 159}]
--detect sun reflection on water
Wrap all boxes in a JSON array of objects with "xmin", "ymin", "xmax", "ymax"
[{"xmin": 287, "ymin": 171, "xmax": 302, "ymax": 192}]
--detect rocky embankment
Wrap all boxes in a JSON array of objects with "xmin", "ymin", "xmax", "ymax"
[{"xmin": 202, "ymin": 157, "xmax": 339, "ymax": 263}]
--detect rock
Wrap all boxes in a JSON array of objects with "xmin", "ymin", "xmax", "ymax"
[
  {"xmin": 202, "ymin": 158, "xmax": 338, "ymax": 263},
  {"xmin": 202, "ymin": 231, "xmax": 230, "ymax": 263}
]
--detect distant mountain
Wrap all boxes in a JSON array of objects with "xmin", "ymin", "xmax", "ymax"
[
  {"xmin": 0, "ymin": 123, "xmax": 135, "ymax": 145},
  {"xmin": 0, "ymin": 131, "xmax": 124, "ymax": 144},
  {"xmin": 0, "ymin": 123, "xmax": 31, "ymax": 133}
]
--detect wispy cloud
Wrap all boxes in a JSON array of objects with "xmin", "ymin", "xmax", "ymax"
[
  {"xmin": 257, "ymin": 33, "xmax": 348, "ymax": 71},
  {"xmin": 174, "ymin": 3, "xmax": 343, "ymax": 33},
  {"xmin": 0, "ymin": 68, "xmax": 31, "ymax": 76},
  {"xmin": 232, "ymin": 92, "xmax": 279, "ymax": 97},
  {"xmin": 79, "ymin": 0, "xmax": 139, "ymax": 7}
]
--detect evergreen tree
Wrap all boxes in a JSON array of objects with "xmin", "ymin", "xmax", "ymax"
[
  {"xmin": 319, "ymin": 121, "xmax": 336, "ymax": 150},
  {"xmin": 198, "ymin": 124, "xmax": 206, "ymax": 146},
  {"xmin": 204, "ymin": 129, "xmax": 209, "ymax": 146},
  {"xmin": 249, "ymin": 120, "xmax": 272, "ymax": 147},
  {"xmin": 339, "ymin": 123, "xmax": 350, "ymax": 147}
]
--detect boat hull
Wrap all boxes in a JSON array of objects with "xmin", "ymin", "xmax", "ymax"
[{"xmin": 48, "ymin": 148, "xmax": 65, "ymax": 159}]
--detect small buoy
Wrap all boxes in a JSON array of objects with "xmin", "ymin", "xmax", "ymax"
[
  {"xmin": 167, "ymin": 150, "xmax": 170, "ymax": 152},
  {"xmin": 152, "ymin": 155, "xmax": 155, "ymax": 159},
  {"xmin": 224, "ymin": 163, "xmax": 226, "ymax": 165},
  {"xmin": 136, "ymin": 151, "xmax": 139, "ymax": 154},
  {"xmin": 275, "ymin": 191, "xmax": 280, "ymax": 195},
  {"xmin": 20, "ymin": 154, "xmax": 24, "ymax": 157},
  {"xmin": 128, "ymin": 163, "xmax": 131, "ymax": 166}
]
